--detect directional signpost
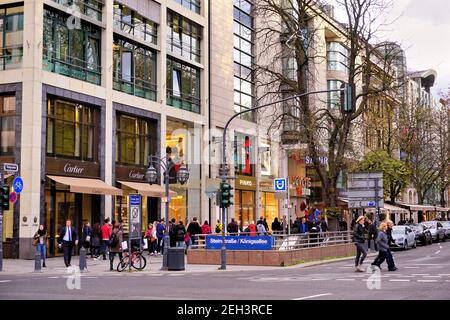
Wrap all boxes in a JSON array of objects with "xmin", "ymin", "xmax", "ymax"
[{"xmin": 348, "ymin": 172, "xmax": 384, "ymax": 225}]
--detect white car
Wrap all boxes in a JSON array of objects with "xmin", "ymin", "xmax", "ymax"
[
  {"xmin": 391, "ymin": 226, "xmax": 416, "ymax": 250},
  {"xmin": 422, "ymin": 221, "xmax": 446, "ymax": 242}
]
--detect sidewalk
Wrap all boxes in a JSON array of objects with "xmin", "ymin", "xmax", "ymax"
[{"xmin": 0, "ymin": 251, "xmax": 378, "ymax": 276}]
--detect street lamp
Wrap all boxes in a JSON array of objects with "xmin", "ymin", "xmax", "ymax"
[{"xmin": 146, "ymin": 155, "xmax": 189, "ymax": 270}]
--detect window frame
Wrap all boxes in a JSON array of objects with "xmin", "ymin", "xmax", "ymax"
[
  {"xmin": 167, "ymin": 10, "xmax": 202, "ymax": 63},
  {"xmin": 0, "ymin": 4, "xmax": 24, "ymax": 70},
  {"xmin": 0, "ymin": 94, "xmax": 16, "ymax": 156},
  {"xmin": 327, "ymin": 42, "xmax": 349, "ymax": 73}
]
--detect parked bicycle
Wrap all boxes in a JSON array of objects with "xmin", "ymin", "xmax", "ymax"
[{"xmin": 116, "ymin": 246, "xmax": 147, "ymax": 272}]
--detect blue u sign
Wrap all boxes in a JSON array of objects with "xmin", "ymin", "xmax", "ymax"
[
  {"xmin": 274, "ymin": 178, "xmax": 287, "ymax": 192},
  {"xmin": 13, "ymin": 176, "xmax": 24, "ymax": 194}
]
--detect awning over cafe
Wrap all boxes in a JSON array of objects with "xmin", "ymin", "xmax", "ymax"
[
  {"xmin": 47, "ymin": 175, "xmax": 123, "ymax": 196},
  {"xmin": 434, "ymin": 206, "xmax": 449, "ymax": 212},
  {"xmin": 118, "ymin": 181, "xmax": 177, "ymax": 198},
  {"xmin": 381, "ymin": 204, "xmax": 409, "ymax": 214},
  {"xmin": 397, "ymin": 203, "xmax": 436, "ymax": 211}
]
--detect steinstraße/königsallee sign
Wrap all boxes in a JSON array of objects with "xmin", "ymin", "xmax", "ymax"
[{"xmin": 205, "ymin": 236, "xmax": 273, "ymax": 250}]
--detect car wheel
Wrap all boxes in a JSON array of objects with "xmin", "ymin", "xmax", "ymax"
[
  {"xmin": 404, "ymin": 241, "xmax": 408, "ymax": 250},
  {"xmin": 421, "ymin": 238, "xmax": 427, "ymax": 246},
  {"xmin": 443, "ymin": 235, "xmax": 446, "ymax": 242},
  {"xmin": 436, "ymin": 235, "xmax": 440, "ymax": 243}
]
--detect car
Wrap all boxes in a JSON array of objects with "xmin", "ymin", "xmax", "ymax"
[
  {"xmin": 391, "ymin": 225, "xmax": 416, "ymax": 250},
  {"xmin": 407, "ymin": 223, "xmax": 433, "ymax": 246},
  {"xmin": 422, "ymin": 221, "xmax": 446, "ymax": 242},
  {"xmin": 440, "ymin": 221, "xmax": 450, "ymax": 239}
]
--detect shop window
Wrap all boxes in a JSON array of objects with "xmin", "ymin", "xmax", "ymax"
[
  {"xmin": 46, "ymin": 98, "xmax": 99, "ymax": 161},
  {"xmin": 234, "ymin": 134, "xmax": 254, "ymax": 176},
  {"xmin": 43, "ymin": 8, "xmax": 101, "ymax": 85},
  {"xmin": 0, "ymin": 4, "xmax": 23, "ymax": 70},
  {"xmin": 0, "ymin": 95, "xmax": 15, "ymax": 155},
  {"xmin": 116, "ymin": 114, "xmax": 154, "ymax": 167}
]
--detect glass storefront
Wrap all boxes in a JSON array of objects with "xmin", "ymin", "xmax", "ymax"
[
  {"xmin": 235, "ymin": 190, "xmax": 255, "ymax": 227},
  {"xmin": 262, "ymin": 192, "xmax": 279, "ymax": 229},
  {"xmin": 114, "ymin": 193, "xmax": 158, "ymax": 235}
]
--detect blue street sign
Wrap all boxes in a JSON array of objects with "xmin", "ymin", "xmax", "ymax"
[
  {"xmin": 274, "ymin": 178, "xmax": 287, "ymax": 192},
  {"xmin": 129, "ymin": 194, "xmax": 141, "ymax": 206},
  {"xmin": 13, "ymin": 176, "xmax": 24, "ymax": 194},
  {"xmin": 205, "ymin": 236, "xmax": 274, "ymax": 250}
]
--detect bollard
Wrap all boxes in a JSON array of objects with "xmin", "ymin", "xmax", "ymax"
[
  {"xmin": 79, "ymin": 246, "xmax": 88, "ymax": 272},
  {"xmin": 34, "ymin": 250, "xmax": 42, "ymax": 273}
]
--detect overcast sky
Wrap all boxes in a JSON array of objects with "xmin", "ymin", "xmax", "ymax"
[{"xmin": 332, "ymin": 0, "xmax": 450, "ymax": 96}]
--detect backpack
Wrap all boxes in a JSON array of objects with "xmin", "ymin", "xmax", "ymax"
[
  {"xmin": 108, "ymin": 232, "xmax": 118, "ymax": 248},
  {"xmin": 215, "ymin": 224, "xmax": 221, "ymax": 234}
]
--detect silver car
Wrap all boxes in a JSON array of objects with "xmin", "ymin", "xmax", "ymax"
[
  {"xmin": 440, "ymin": 221, "xmax": 450, "ymax": 239},
  {"xmin": 422, "ymin": 221, "xmax": 446, "ymax": 242},
  {"xmin": 391, "ymin": 226, "xmax": 417, "ymax": 250}
]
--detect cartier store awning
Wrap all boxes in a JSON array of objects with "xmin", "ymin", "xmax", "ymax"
[
  {"xmin": 118, "ymin": 181, "xmax": 177, "ymax": 198},
  {"xmin": 47, "ymin": 175, "xmax": 123, "ymax": 196}
]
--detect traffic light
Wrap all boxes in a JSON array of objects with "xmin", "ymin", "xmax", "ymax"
[
  {"xmin": 340, "ymin": 83, "xmax": 353, "ymax": 113},
  {"xmin": 219, "ymin": 182, "xmax": 233, "ymax": 208},
  {"xmin": 0, "ymin": 185, "xmax": 10, "ymax": 211}
]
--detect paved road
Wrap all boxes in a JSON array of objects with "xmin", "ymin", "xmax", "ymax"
[{"xmin": 1, "ymin": 241, "xmax": 449, "ymax": 300}]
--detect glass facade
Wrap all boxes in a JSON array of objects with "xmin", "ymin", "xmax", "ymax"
[
  {"xmin": 261, "ymin": 192, "xmax": 279, "ymax": 230},
  {"xmin": 174, "ymin": 0, "xmax": 200, "ymax": 14},
  {"xmin": 51, "ymin": 0, "xmax": 103, "ymax": 21},
  {"xmin": 0, "ymin": 95, "xmax": 15, "ymax": 155},
  {"xmin": 233, "ymin": 0, "xmax": 254, "ymax": 121},
  {"xmin": 46, "ymin": 98, "xmax": 100, "ymax": 161},
  {"xmin": 327, "ymin": 42, "xmax": 348, "ymax": 73},
  {"xmin": 327, "ymin": 80, "xmax": 344, "ymax": 109},
  {"xmin": 234, "ymin": 133, "xmax": 255, "ymax": 176},
  {"xmin": 43, "ymin": 8, "xmax": 101, "ymax": 85},
  {"xmin": 235, "ymin": 190, "xmax": 255, "ymax": 227},
  {"xmin": 113, "ymin": 2, "xmax": 158, "ymax": 45},
  {"xmin": 0, "ymin": 4, "xmax": 23, "ymax": 70},
  {"xmin": 115, "ymin": 113, "xmax": 154, "ymax": 167},
  {"xmin": 167, "ymin": 58, "xmax": 200, "ymax": 113},
  {"xmin": 167, "ymin": 10, "xmax": 202, "ymax": 63},
  {"xmin": 113, "ymin": 36, "xmax": 157, "ymax": 101}
]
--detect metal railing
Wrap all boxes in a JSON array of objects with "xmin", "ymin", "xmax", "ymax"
[{"xmin": 189, "ymin": 231, "xmax": 353, "ymax": 250}]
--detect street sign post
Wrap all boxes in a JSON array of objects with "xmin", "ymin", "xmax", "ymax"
[
  {"xmin": 13, "ymin": 176, "xmax": 23, "ymax": 194},
  {"xmin": 128, "ymin": 194, "xmax": 142, "ymax": 271},
  {"xmin": 9, "ymin": 191, "xmax": 17, "ymax": 204}
]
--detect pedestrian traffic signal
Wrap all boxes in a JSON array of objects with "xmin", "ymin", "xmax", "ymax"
[
  {"xmin": 1, "ymin": 185, "xmax": 10, "ymax": 211},
  {"xmin": 340, "ymin": 83, "xmax": 353, "ymax": 113},
  {"xmin": 220, "ymin": 182, "xmax": 233, "ymax": 208}
]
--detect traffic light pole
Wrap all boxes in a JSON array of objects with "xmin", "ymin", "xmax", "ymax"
[{"xmin": 220, "ymin": 88, "xmax": 349, "ymax": 270}]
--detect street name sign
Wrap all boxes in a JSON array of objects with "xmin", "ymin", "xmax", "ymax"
[
  {"xmin": 3, "ymin": 163, "xmax": 18, "ymax": 173},
  {"xmin": 347, "ymin": 172, "xmax": 384, "ymax": 209}
]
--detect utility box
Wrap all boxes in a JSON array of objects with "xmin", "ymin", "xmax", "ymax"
[{"xmin": 167, "ymin": 247, "xmax": 185, "ymax": 271}]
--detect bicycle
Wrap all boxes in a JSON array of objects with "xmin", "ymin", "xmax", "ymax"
[{"xmin": 116, "ymin": 246, "xmax": 147, "ymax": 272}]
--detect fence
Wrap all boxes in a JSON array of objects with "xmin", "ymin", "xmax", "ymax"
[{"xmin": 190, "ymin": 231, "xmax": 352, "ymax": 251}]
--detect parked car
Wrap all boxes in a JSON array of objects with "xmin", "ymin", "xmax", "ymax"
[
  {"xmin": 422, "ymin": 221, "xmax": 446, "ymax": 242},
  {"xmin": 407, "ymin": 223, "xmax": 433, "ymax": 246},
  {"xmin": 391, "ymin": 225, "xmax": 416, "ymax": 250},
  {"xmin": 440, "ymin": 221, "xmax": 450, "ymax": 239}
]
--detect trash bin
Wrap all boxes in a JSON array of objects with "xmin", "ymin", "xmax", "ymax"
[{"xmin": 167, "ymin": 247, "xmax": 185, "ymax": 271}]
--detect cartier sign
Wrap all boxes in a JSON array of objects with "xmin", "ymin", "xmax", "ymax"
[
  {"xmin": 116, "ymin": 166, "xmax": 147, "ymax": 182},
  {"xmin": 46, "ymin": 158, "xmax": 100, "ymax": 178}
]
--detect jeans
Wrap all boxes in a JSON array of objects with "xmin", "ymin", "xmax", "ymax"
[
  {"xmin": 176, "ymin": 241, "xmax": 185, "ymax": 248},
  {"xmin": 372, "ymin": 250, "xmax": 387, "ymax": 267},
  {"xmin": 37, "ymin": 243, "xmax": 46, "ymax": 264},
  {"xmin": 147, "ymin": 239, "xmax": 156, "ymax": 254},
  {"xmin": 101, "ymin": 240, "xmax": 109, "ymax": 259},
  {"xmin": 354, "ymin": 242, "xmax": 367, "ymax": 267},
  {"xmin": 109, "ymin": 252, "xmax": 123, "ymax": 270},
  {"xmin": 386, "ymin": 249, "xmax": 396, "ymax": 269},
  {"xmin": 157, "ymin": 237, "xmax": 164, "ymax": 253}
]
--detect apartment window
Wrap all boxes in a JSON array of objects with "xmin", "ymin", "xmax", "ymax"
[
  {"xmin": 174, "ymin": 0, "xmax": 200, "ymax": 14},
  {"xmin": 113, "ymin": 2, "xmax": 158, "ymax": 45},
  {"xmin": 113, "ymin": 36, "xmax": 157, "ymax": 101},
  {"xmin": 0, "ymin": 4, "xmax": 23, "ymax": 70},
  {"xmin": 234, "ymin": 0, "xmax": 254, "ymax": 122},
  {"xmin": 43, "ymin": 8, "xmax": 101, "ymax": 85},
  {"xmin": 0, "ymin": 95, "xmax": 16, "ymax": 155},
  {"xmin": 167, "ymin": 58, "xmax": 200, "ymax": 113},
  {"xmin": 46, "ymin": 98, "xmax": 99, "ymax": 161},
  {"xmin": 116, "ymin": 114, "xmax": 152, "ymax": 166},
  {"xmin": 51, "ymin": 0, "xmax": 103, "ymax": 21},
  {"xmin": 327, "ymin": 80, "xmax": 344, "ymax": 109},
  {"xmin": 327, "ymin": 42, "xmax": 348, "ymax": 73},
  {"xmin": 167, "ymin": 11, "xmax": 202, "ymax": 63}
]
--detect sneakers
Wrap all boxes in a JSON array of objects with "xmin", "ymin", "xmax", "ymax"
[
  {"xmin": 388, "ymin": 267, "xmax": 398, "ymax": 271},
  {"xmin": 355, "ymin": 266, "xmax": 364, "ymax": 272}
]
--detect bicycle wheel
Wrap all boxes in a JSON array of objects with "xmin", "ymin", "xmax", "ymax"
[
  {"xmin": 117, "ymin": 256, "xmax": 129, "ymax": 272},
  {"xmin": 131, "ymin": 253, "xmax": 147, "ymax": 270}
]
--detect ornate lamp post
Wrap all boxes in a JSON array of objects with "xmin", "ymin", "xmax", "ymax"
[{"xmin": 146, "ymin": 155, "xmax": 189, "ymax": 270}]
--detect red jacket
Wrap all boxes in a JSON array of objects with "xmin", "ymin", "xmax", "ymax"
[
  {"xmin": 201, "ymin": 224, "xmax": 211, "ymax": 234},
  {"xmin": 101, "ymin": 224, "xmax": 112, "ymax": 240},
  {"xmin": 248, "ymin": 224, "xmax": 257, "ymax": 236}
]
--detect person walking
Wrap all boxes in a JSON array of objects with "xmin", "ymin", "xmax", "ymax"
[
  {"xmin": 352, "ymin": 215, "xmax": 367, "ymax": 272},
  {"xmin": 263, "ymin": 218, "xmax": 269, "ymax": 231},
  {"xmin": 385, "ymin": 220, "xmax": 398, "ymax": 271},
  {"xmin": 90, "ymin": 223, "xmax": 101, "ymax": 259},
  {"xmin": 174, "ymin": 221, "xmax": 186, "ymax": 248},
  {"xmin": 367, "ymin": 219, "xmax": 378, "ymax": 252},
  {"xmin": 57, "ymin": 220, "xmax": 78, "ymax": 268},
  {"xmin": 256, "ymin": 220, "xmax": 267, "ymax": 236},
  {"xmin": 201, "ymin": 220, "xmax": 212, "ymax": 235},
  {"xmin": 187, "ymin": 217, "xmax": 202, "ymax": 247},
  {"xmin": 271, "ymin": 217, "xmax": 281, "ymax": 234},
  {"xmin": 169, "ymin": 218, "xmax": 177, "ymax": 247},
  {"xmin": 227, "ymin": 218, "xmax": 239, "ymax": 235},
  {"xmin": 215, "ymin": 219, "xmax": 222, "ymax": 234},
  {"xmin": 82, "ymin": 221, "xmax": 92, "ymax": 255},
  {"xmin": 248, "ymin": 221, "xmax": 257, "ymax": 236},
  {"xmin": 370, "ymin": 222, "xmax": 389, "ymax": 270},
  {"xmin": 156, "ymin": 219, "xmax": 165, "ymax": 255},
  {"xmin": 108, "ymin": 223, "xmax": 123, "ymax": 271},
  {"xmin": 100, "ymin": 218, "xmax": 112, "ymax": 260},
  {"xmin": 144, "ymin": 223, "xmax": 157, "ymax": 255},
  {"xmin": 33, "ymin": 224, "xmax": 48, "ymax": 268}
]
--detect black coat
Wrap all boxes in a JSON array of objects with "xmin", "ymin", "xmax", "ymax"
[
  {"xmin": 174, "ymin": 224, "xmax": 186, "ymax": 242},
  {"xmin": 58, "ymin": 226, "xmax": 78, "ymax": 244},
  {"xmin": 187, "ymin": 222, "xmax": 202, "ymax": 236},
  {"xmin": 352, "ymin": 224, "xmax": 366, "ymax": 243}
]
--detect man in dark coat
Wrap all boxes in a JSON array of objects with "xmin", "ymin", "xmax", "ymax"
[
  {"xmin": 187, "ymin": 217, "xmax": 202, "ymax": 247},
  {"xmin": 58, "ymin": 219, "xmax": 78, "ymax": 267}
]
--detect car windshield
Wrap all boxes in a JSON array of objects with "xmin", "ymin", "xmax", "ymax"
[
  {"xmin": 392, "ymin": 227, "xmax": 405, "ymax": 234},
  {"xmin": 422, "ymin": 222, "xmax": 436, "ymax": 229},
  {"xmin": 442, "ymin": 222, "xmax": 450, "ymax": 228}
]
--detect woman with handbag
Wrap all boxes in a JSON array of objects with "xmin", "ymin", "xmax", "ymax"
[
  {"xmin": 144, "ymin": 223, "xmax": 157, "ymax": 255},
  {"xmin": 33, "ymin": 224, "xmax": 48, "ymax": 268}
]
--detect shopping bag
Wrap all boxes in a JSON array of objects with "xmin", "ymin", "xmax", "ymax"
[
  {"xmin": 143, "ymin": 238, "xmax": 148, "ymax": 249},
  {"xmin": 121, "ymin": 241, "xmax": 128, "ymax": 251}
]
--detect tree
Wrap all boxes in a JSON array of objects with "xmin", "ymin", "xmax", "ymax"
[
  {"xmin": 253, "ymin": 0, "xmax": 399, "ymax": 207},
  {"xmin": 437, "ymin": 91, "xmax": 450, "ymax": 207},
  {"xmin": 355, "ymin": 150, "xmax": 410, "ymax": 203}
]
